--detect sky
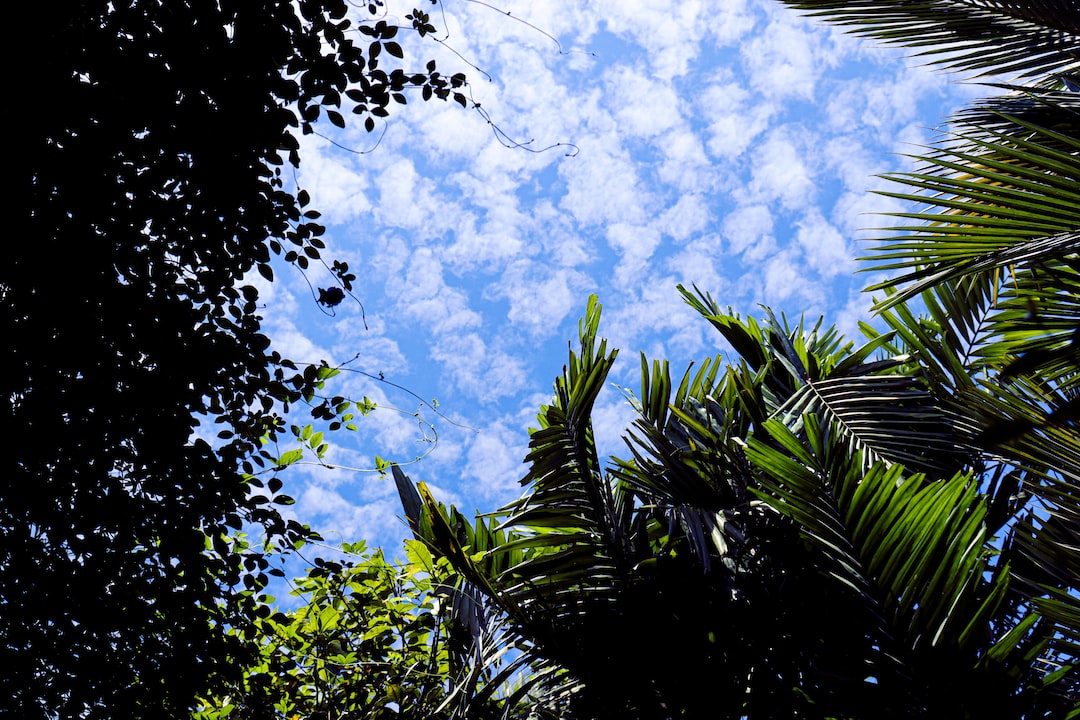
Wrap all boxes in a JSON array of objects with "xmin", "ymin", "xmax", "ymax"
[{"xmin": 250, "ymin": 0, "xmax": 989, "ymax": 562}]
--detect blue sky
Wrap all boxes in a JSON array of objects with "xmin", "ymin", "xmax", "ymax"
[{"xmin": 249, "ymin": 0, "xmax": 988, "ymax": 557}]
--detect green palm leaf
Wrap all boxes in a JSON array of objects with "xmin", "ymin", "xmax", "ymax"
[
  {"xmin": 746, "ymin": 413, "xmax": 1012, "ymax": 664},
  {"xmin": 776, "ymin": 373, "xmax": 970, "ymax": 477},
  {"xmin": 396, "ymin": 296, "xmax": 644, "ymax": 715},
  {"xmin": 861, "ymin": 99, "xmax": 1080, "ymax": 404},
  {"xmin": 682, "ymin": 284, "xmax": 973, "ymax": 477},
  {"xmin": 611, "ymin": 354, "xmax": 759, "ymax": 571},
  {"xmin": 496, "ymin": 294, "xmax": 630, "ymax": 597}
]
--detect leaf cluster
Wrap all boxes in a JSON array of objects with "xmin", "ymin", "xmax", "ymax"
[
  {"xmin": 4, "ymin": 1, "xmax": 465, "ymax": 717},
  {"xmin": 195, "ymin": 541, "xmax": 537, "ymax": 720}
]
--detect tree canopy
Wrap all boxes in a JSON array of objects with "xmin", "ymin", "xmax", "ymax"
[
  {"xmin": 8, "ymin": 0, "xmax": 1077, "ymax": 717},
  {"xmin": 4, "ymin": 2, "xmax": 462, "ymax": 717}
]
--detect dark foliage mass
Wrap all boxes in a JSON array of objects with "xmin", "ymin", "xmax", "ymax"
[{"xmin": 3, "ymin": 2, "xmax": 458, "ymax": 717}]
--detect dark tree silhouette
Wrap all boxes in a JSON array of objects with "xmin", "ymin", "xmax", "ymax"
[{"xmin": 3, "ymin": 2, "xmax": 461, "ymax": 717}]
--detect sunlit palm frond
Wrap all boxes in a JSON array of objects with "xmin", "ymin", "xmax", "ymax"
[
  {"xmin": 997, "ymin": 490, "xmax": 1080, "ymax": 709},
  {"xmin": 861, "ymin": 100, "xmax": 1079, "ymax": 454},
  {"xmin": 869, "ymin": 275, "xmax": 1079, "ymax": 477},
  {"xmin": 988, "ymin": 252, "xmax": 1080, "ymax": 392},
  {"xmin": 611, "ymin": 354, "xmax": 755, "ymax": 570},
  {"xmin": 774, "ymin": 365, "xmax": 971, "ymax": 477},
  {"xmin": 396, "ymin": 296, "xmax": 645, "ymax": 716},
  {"xmin": 867, "ymin": 281, "xmax": 1005, "ymax": 453},
  {"xmin": 956, "ymin": 83, "xmax": 1080, "ymax": 139},
  {"xmin": 746, "ymin": 413, "xmax": 1014, "ymax": 670},
  {"xmin": 962, "ymin": 376, "xmax": 1080, "ymax": 477},
  {"xmin": 871, "ymin": 277, "xmax": 1001, "ymax": 382}
]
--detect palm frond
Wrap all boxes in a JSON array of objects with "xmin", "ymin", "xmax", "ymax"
[
  {"xmin": 777, "ymin": 0, "xmax": 1080, "ymax": 78},
  {"xmin": 747, "ymin": 413, "xmax": 1011, "ymax": 655},
  {"xmin": 395, "ymin": 296, "xmax": 648, "ymax": 716},
  {"xmin": 495, "ymin": 294, "xmax": 630, "ymax": 598},
  {"xmin": 954, "ymin": 82, "xmax": 1080, "ymax": 140},
  {"xmin": 776, "ymin": 373, "xmax": 970, "ymax": 477},
  {"xmin": 683, "ymin": 284, "xmax": 974, "ymax": 478},
  {"xmin": 611, "ymin": 354, "xmax": 754, "ymax": 570},
  {"xmin": 865, "ymin": 107, "xmax": 1080, "ymax": 306},
  {"xmin": 989, "ymin": 253, "xmax": 1080, "ymax": 392}
]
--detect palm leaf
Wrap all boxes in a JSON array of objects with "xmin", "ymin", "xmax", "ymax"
[
  {"xmin": 746, "ymin": 413, "xmax": 1011, "ymax": 660},
  {"xmin": 396, "ymin": 296, "xmax": 646, "ymax": 715},
  {"xmin": 683, "ymin": 284, "xmax": 973, "ymax": 478},
  {"xmin": 865, "ymin": 108, "xmax": 1080, "ymax": 300},
  {"xmin": 776, "ymin": 0, "xmax": 1080, "ymax": 78},
  {"xmin": 989, "ymin": 253, "xmax": 1080, "ymax": 394},
  {"xmin": 611, "ymin": 354, "xmax": 755, "ymax": 570},
  {"xmin": 861, "ymin": 99, "xmax": 1080, "ymax": 400},
  {"xmin": 495, "ymin": 294, "xmax": 630, "ymax": 597},
  {"xmin": 775, "ymin": 373, "xmax": 970, "ymax": 477}
]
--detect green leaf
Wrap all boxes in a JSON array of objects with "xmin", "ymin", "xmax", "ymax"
[{"xmin": 275, "ymin": 449, "xmax": 303, "ymax": 468}]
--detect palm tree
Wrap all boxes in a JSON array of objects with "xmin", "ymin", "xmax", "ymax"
[
  {"xmin": 396, "ymin": 289, "xmax": 1076, "ymax": 718},
  {"xmin": 395, "ymin": 1, "xmax": 1079, "ymax": 717}
]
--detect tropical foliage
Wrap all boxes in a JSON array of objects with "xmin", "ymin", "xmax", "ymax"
[
  {"xmin": 392, "ymin": 1, "xmax": 1079, "ymax": 717},
  {"xmin": 396, "ymin": 290, "xmax": 1077, "ymax": 718},
  {"xmin": 193, "ymin": 541, "xmax": 542, "ymax": 720}
]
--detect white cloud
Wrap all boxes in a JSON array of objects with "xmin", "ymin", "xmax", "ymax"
[
  {"xmin": 375, "ymin": 157, "xmax": 440, "ymax": 231},
  {"xmin": 657, "ymin": 130, "xmax": 715, "ymax": 192},
  {"xmin": 295, "ymin": 135, "xmax": 374, "ymax": 221},
  {"xmin": 706, "ymin": 0, "xmax": 758, "ymax": 46},
  {"xmin": 297, "ymin": 485, "xmax": 403, "ymax": 545},
  {"xmin": 266, "ymin": 318, "xmax": 330, "ymax": 366},
  {"xmin": 722, "ymin": 203, "xmax": 775, "ymax": 261},
  {"xmin": 764, "ymin": 247, "xmax": 814, "ymax": 304},
  {"xmin": 494, "ymin": 259, "xmax": 589, "ymax": 337},
  {"xmin": 700, "ymin": 77, "xmax": 777, "ymax": 161},
  {"xmin": 600, "ymin": 0, "xmax": 713, "ymax": 79},
  {"xmin": 607, "ymin": 65, "xmax": 683, "ymax": 138},
  {"xmin": 590, "ymin": 390, "xmax": 640, "ymax": 465},
  {"xmin": 795, "ymin": 210, "xmax": 851, "ymax": 279},
  {"xmin": 821, "ymin": 135, "xmax": 881, "ymax": 194},
  {"xmin": 410, "ymin": 96, "xmax": 499, "ymax": 162},
  {"xmin": 399, "ymin": 248, "xmax": 483, "ymax": 335},
  {"xmin": 559, "ymin": 135, "xmax": 649, "ymax": 227},
  {"xmin": 747, "ymin": 126, "xmax": 816, "ymax": 211},
  {"xmin": 659, "ymin": 193, "xmax": 712, "ymax": 242},
  {"xmin": 605, "ymin": 278, "xmax": 708, "ymax": 361},
  {"xmin": 532, "ymin": 200, "xmax": 596, "ymax": 266},
  {"xmin": 834, "ymin": 284, "xmax": 881, "ymax": 343},
  {"xmin": 430, "ymin": 331, "xmax": 528, "ymax": 402},
  {"xmin": 666, "ymin": 234, "xmax": 727, "ymax": 296},
  {"xmin": 833, "ymin": 186, "xmax": 906, "ymax": 242},
  {"xmin": 741, "ymin": 13, "xmax": 826, "ymax": 102},
  {"xmin": 606, "ymin": 222, "xmax": 662, "ymax": 285},
  {"xmin": 459, "ymin": 419, "xmax": 530, "ymax": 502}
]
